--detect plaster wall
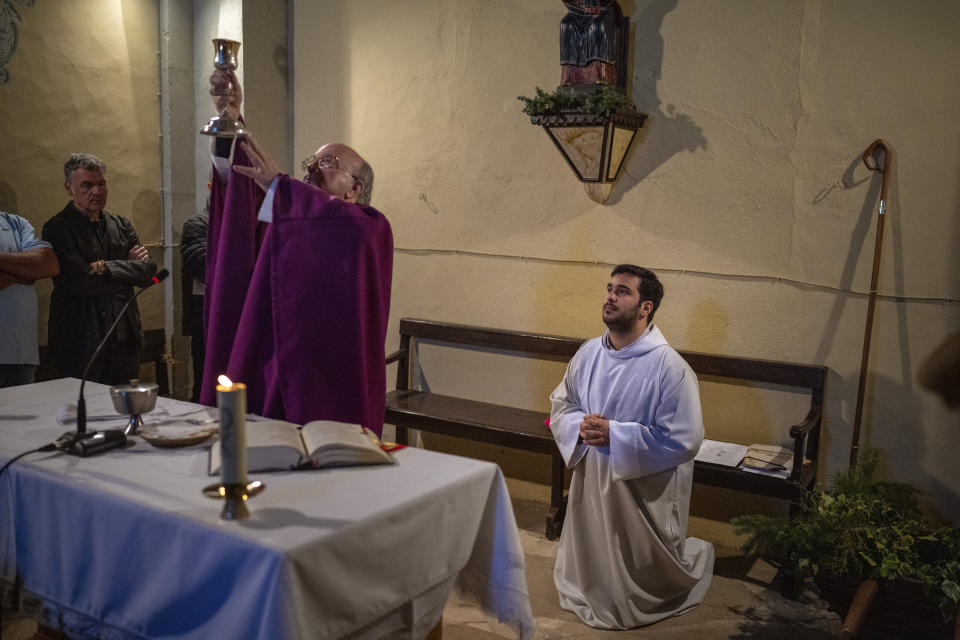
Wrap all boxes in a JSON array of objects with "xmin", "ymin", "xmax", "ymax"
[
  {"xmin": 293, "ymin": 0, "xmax": 960, "ymax": 525},
  {"xmin": 242, "ymin": 1, "xmax": 290, "ymax": 174},
  {"xmin": 0, "ymin": 0, "xmax": 164, "ymax": 357}
]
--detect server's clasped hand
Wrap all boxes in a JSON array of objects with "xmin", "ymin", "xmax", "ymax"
[{"xmin": 580, "ymin": 413, "xmax": 609, "ymax": 446}]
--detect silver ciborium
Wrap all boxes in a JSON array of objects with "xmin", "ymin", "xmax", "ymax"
[
  {"xmin": 109, "ymin": 379, "xmax": 159, "ymax": 435},
  {"xmin": 201, "ymin": 38, "xmax": 248, "ymax": 138}
]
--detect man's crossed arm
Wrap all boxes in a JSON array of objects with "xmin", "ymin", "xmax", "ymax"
[{"xmin": 0, "ymin": 247, "xmax": 59, "ymax": 290}]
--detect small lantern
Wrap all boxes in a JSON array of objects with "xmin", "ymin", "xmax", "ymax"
[{"xmin": 532, "ymin": 108, "xmax": 646, "ymax": 203}]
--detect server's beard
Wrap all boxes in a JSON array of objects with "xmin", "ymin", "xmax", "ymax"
[{"xmin": 603, "ymin": 308, "xmax": 640, "ymax": 334}]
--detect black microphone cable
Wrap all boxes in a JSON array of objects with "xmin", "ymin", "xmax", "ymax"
[
  {"xmin": 0, "ymin": 273, "xmax": 170, "ymax": 474},
  {"xmin": 72, "ymin": 268, "xmax": 170, "ymax": 439},
  {"xmin": 0, "ymin": 442, "xmax": 60, "ymax": 480}
]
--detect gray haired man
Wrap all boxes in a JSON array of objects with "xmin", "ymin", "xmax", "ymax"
[{"xmin": 42, "ymin": 153, "xmax": 157, "ymax": 384}]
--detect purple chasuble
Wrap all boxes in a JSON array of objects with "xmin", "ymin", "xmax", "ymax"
[
  {"xmin": 201, "ymin": 164, "xmax": 393, "ymax": 436},
  {"xmin": 201, "ymin": 146, "xmax": 262, "ymax": 407}
]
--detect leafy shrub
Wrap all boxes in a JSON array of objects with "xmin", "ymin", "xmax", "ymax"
[
  {"xmin": 732, "ymin": 448, "xmax": 960, "ymax": 621},
  {"xmin": 518, "ymin": 86, "xmax": 634, "ymax": 117}
]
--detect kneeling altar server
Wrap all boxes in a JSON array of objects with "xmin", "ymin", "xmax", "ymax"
[{"xmin": 550, "ymin": 264, "xmax": 714, "ymax": 629}]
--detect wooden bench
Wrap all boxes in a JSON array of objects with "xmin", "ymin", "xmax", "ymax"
[
  {"xmin": 37, "ymin": 327, "xmax": 170, "ymax": 396},
  {"xmin": 384, "ymin": 318, "xmax": 827, "ymax": 540}
]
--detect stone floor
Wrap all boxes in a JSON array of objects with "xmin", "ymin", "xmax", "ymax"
[{"xmin": 441, "ymin": 499, "xmax": 843, "ymax": 640}]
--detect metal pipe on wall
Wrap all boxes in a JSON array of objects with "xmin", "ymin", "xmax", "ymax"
[{"xmin": 159, "ymin": 1, "xmax": 176, "ymax": 391}]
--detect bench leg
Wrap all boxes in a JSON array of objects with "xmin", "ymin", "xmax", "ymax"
[
  {"xmin": 779, "ymin": 492, "xmax": 803, "ymax": 598},
  {"xmin": 396, "ymin": 424, "xmax": 408, "ymax": 445},
  {"xmin": 545, "ymin": 453, "xmax": 566, "ymax": 540}
]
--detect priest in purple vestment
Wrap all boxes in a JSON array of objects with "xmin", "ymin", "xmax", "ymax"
[{"xmin": 200, "ymin": 70, "xmax": 393, "ymax": 436}]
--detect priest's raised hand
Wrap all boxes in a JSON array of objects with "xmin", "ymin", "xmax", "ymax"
[
  {"xmin": 233, "ymin": 135, "xmax": 280, "ymax": 193},
  {"xmin": 210, "ymin": 68, "xmax": 243, "ymax": 123}
]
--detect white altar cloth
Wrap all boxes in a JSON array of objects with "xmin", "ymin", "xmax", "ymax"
[{"xmin": 0, "ymin": 379, "xmax": 534, "ymax": 639}]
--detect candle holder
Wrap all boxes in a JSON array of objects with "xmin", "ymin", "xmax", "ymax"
[{"xmin": 203, "ymin": 480, "xmax": 265, "ymax": 520}]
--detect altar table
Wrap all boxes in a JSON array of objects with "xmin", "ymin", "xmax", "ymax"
[{"xmin": 0, "ymin": 379, "xmax": 534, "ymax": 639}]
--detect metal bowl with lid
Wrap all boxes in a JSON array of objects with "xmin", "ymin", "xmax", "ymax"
[{"xmin": 109, "ymin": 379, "xmax": 159, "ymax": 435}]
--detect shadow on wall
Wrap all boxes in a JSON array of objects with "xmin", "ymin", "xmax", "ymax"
[
  {"xmin": 826, "ymin": 362, "xmax": 960, "ymax": 522},
  {"xmin": 131, "ymin": 188, "xmax": 162, "ymax": 244},
  {"xmin": 813, "ymin": 151, "xmax": 912, "ymax": 392},
  {"xmin": 606, "ymin": 0, "xmax": 706, "ymax": 206},
  {"xmin": 0, "ymin": 181, "xmax": 17, "ymax": 213},
  {"xmin": 120, "ymin": 4, "xmax": 159, "ymax": 144},
  {"xmin": 851, "ymin": 370, "xmax": 960, "ymax": 523},
  {"xmin": 273, "ymin": 44, "xmax": 287, "ymax": 77}
]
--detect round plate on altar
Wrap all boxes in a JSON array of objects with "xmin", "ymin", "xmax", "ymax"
[{"xmin": 139, "ymin": 427, "xmax": 217, "ymax": 448}]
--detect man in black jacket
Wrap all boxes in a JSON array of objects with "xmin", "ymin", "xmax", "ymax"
[
  {"xmin": 43, "ymin": 153, "xmax": 157, "ymax": 384},
  {"xmin": 180, "ymin": 206, "xmax": 208, "ymax": 402}
]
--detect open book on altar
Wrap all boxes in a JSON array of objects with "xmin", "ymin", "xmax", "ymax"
[{"xmin": 209, "ymin": 420, "xmax": 395, "ymax": 474}]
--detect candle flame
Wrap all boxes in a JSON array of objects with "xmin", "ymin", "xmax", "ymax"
[{"xmin": 218, "ymin": 374, "xmax": 233, "ymax": 388}]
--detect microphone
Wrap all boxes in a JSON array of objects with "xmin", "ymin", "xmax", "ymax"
[{"xmin": 59, "ymin": 268, "xmax": 170, "ymax": 457}]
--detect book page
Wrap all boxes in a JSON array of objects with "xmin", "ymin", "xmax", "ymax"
[
  {"xmin": 300, "ymin": 420, "xmax": 393, "ymax": 468},
  {"xmin": 209, "ymin": 420, "xmax": 306, "ymax": 474},
  {"xmin": 694, "ymin": 439, "xmax": 749, "ymax": 467}
]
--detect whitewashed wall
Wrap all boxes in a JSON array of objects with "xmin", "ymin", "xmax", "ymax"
[{"xmin": 290, "ymin": 0, "xmax": 960, "ymax": 529}]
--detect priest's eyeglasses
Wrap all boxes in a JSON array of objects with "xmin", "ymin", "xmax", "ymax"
[{"xmin": 302, "ymin": 154, "xmax": 363, "ymax": 188}]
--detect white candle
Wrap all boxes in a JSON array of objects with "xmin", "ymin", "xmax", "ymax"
[{"xmin": 216, "ymin": 375, "xmax": 247, "ymax": 486}]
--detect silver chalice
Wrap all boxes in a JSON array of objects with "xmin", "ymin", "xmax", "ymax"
[
  {"xmin": 109, "ymin": 379, "xmax": 159, "ymax": 436},
  {"xmin": 201, "ymin": 38, "xmax": 248, "ymax": 138}
]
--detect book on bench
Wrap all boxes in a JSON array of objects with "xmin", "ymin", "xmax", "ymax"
[
  {"xmin": 695, "ymin": 439, "xmax": 749, "ymax": 467},
  {"xmin": 209, "ymin": 419, "xmax": 395, "ymax": 474},
  {"xmin": 739, "ymin": 443, "xmax": 793, "ymax": 479}
]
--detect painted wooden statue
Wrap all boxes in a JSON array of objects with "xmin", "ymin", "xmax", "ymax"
[{"xmin": 560, "ymin": 0, "xmax": 623, "ymax": 88}]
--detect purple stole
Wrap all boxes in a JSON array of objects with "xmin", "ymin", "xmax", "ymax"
[{"xmin": 201, "ymin": 157, "xmax": 393, "ymax": 435}]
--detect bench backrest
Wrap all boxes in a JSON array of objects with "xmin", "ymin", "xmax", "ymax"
[
  {"xmin": 399, "ymin": 318, "xmax": 582, "ymax": 360},
  {"xmin": 395, "ymin": 317, "xmax": 827, "ymax": 456},
  {"xmin": 399, "ymin": 318, "xmax": 825, "ymax": 387}
]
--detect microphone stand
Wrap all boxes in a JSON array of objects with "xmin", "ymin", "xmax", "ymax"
[{"xmin": 58, "ymin": 269, "xmax": 169, "ymax": 457}]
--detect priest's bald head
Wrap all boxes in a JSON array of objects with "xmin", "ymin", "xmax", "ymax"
[
  {"xmin": 302, "ymin": 143, "xmax": 375, "ymax": 205},
  {"xmin": 209, "ymin": 69, "xmax": 375, "ymax": 205}
]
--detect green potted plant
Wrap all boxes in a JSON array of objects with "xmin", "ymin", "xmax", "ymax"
[
  {"xmin": 517, "ymin": 85, "xmax": 634, "ymax": 117},
  {"xmin": 731, "ymin": 448, "xmax": 960, "ymax": 638}
]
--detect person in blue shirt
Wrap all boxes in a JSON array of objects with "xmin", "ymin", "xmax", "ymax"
[{"xmin": 0, "ymin": 211, "xmax": 59, "ymax": 387}]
